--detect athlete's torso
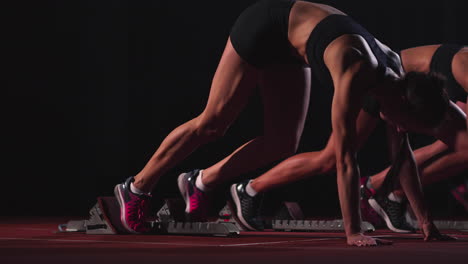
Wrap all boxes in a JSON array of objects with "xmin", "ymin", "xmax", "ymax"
[{"xmin": 289, "ymin": 1, "xmax": 403, "ymax": 85}]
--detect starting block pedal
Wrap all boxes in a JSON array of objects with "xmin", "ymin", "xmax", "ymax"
[
  {"xmin": 59, "ymin": 196, "xmax": 240, "ymax": 236},
  {"xmin": 59, "ymin": 197, "xmax": 130, "ymax": 234}
]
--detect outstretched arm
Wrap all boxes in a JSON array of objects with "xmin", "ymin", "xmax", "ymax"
[
  {"xmin": 385, "ymin": 128, "xmax": 455, "ymax": 241},
  {"xmin": 332, "ymin": 63, "xmax": 363, "ymax": 242},
  {"xmin": 330, "ymin": 48, "xmax": 388, "ymax": 246}
]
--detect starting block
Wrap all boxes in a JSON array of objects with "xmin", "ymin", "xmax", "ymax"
[
  {"xmin": 59, "ymin": 197, "xmax": 240, "ymax": 236},
  {"xmin": 59, "ymin": 197, "xmax": 124, "ymax": 234},
  {"xmin": 59, "ymin": 196, "xmax": 377, "ymax": 235}
]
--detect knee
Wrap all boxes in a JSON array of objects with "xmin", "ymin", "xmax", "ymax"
[{"xmin": 194, "ymin": 114, "xmax": 229, "ymax": 141}]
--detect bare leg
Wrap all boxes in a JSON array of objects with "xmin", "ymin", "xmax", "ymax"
[
  {"xmin": 133, "ymin": 39, "xmax": 256, "ymax": 192},
  {"xmin": 250, "ymin": 110, "xmax": 379, "ymax": 193},
  {"xmin": 202, "ymin": 64, "xmax": 311, "ymax": 187},
  {"xmin": 251, "ymin": 137, "xmax": 335, "ymax": 192}
]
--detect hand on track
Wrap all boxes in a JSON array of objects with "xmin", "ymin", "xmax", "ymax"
[
  {"xmin": 421, "ymin": 223, "xmax": 457, "ymax": 242},
  {"xmin": 347, "ymin": 233, "xmax": 393, "ymax": 247}
]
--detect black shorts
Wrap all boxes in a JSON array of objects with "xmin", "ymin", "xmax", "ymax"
[
  {"xmin": 229, "ymin": 0, "xmax": 302, "ymax": 68},
  {"xmin": 430, "ymin": 44, "xmax": 467, "ymax": 103}
]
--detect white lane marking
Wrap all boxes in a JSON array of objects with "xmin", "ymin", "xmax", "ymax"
[
  {"xmin": 220, "ymin": 238, "xmax": 340, "ymax": 247},
  {"xmin": 17, "ymin": 228, "xmax": 52, "ymax": 231}
]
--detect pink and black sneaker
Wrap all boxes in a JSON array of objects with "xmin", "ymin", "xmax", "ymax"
[
  {"xmin": 177, "ymin": 169, "xmax": 211, "ymax": 221},
  {"xmin": 114, "ymin": 177, "xmax": 152, "ymax": 234},
  {"xmin": 360, "ymin": 177, "xmax": 384, "ymax": 228}
]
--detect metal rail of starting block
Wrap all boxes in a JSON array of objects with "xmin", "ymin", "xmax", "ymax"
[
  {"xmin": 272, "ymin": 219, "xmax": 375, "ymax": 232},
  {"xmin": 433, "ymin": 220, "xmax": 468, "ymax": 231},
  {"xmin": 405, "ymin": 212, "xmax": 468, "ymax": 231}
]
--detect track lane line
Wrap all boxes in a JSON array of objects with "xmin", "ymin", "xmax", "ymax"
[
  {"xmin": 219, "ymin": 238, "xmax": 340, "ymax": 247},
  {"xmin": 0, "ymin": 237, "xmax": 340, "ymax": 247}
]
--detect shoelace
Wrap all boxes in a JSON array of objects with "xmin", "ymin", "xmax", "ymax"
[
  {"xmin": 128, "ymin": 196, "xmax": 149, "ymax": 221},
  {"xmin": 384, "ymin": 198, "xmax": 406, "ymax": 226},
  {"xmin": 242, "ymin": 192, "xmax": 261, "ymax": 218},
  {"xmin": 190, "ymin": 188, "xmax": 209, "ymax": 213},
  {"xmin": 240, "ymin": 191, "xmax": 264, "ymax": 230},
  {"xmin": 138, "ymin": 198, "xmax": 149, "ymax": 220}
]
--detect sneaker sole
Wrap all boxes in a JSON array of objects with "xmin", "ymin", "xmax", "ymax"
[
  {"xmin": 177, "ymin": 172, "xmax": 191, "ymax": 214},
  {"xmin": 114, "ymin": 184, "xmax": 140, "ymax": 234},
  {"xmin": 229, "ymin": 184, "xmax": 257, "ymax": 231},
  {"xmin": 368, "ymin": 198, "xmax": 413, "ymax": 233}
]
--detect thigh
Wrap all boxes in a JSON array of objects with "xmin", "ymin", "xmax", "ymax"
[
  {"xmin": 199, "ymin": 38, "xmax": 258, "ymax": 128},
  {"xmin": 259, "ymin": 64, "xmax": 311, "ymax": 144}
]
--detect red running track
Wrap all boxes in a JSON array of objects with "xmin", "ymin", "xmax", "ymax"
[{"xmin": 1, "ymin": 217, "xmax": 467, "ymax": 264}]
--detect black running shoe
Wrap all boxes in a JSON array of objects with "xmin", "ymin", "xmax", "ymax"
[
  {"xmin": 368, "ymin": 193, "xmax": 416, "ymax": 233},
  {"xmin": 229, "ymin": 181, "xmax": 264, "ymax": 231}
]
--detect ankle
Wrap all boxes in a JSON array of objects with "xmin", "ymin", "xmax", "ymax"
[
  {"xmin": 368, "ymin": 177, "xmax": 379, "ymax": 191},
  {"xmin": 388, "ymin": 192, "xmax": 404, "ymax": 203},
  {"xmin": 392, "ymin": 190, "xmax": 405, "ymax": 199},
  {"xmin": 133, "ymin": 177, "xmax": 152, "ymax": 193},
  {"xmin": 198, "ymin": 169, "xmax": 218, "ymax": 189},
  {"xmin": 195, "ymin": 170, "xmax": 213, "ymax": 192},
  {"xmin": 245, "ymin": 180, "xmax": 259, "ymax": 197}
]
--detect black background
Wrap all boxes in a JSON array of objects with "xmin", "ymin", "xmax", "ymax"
[{"xmin": 2, "ymin": 0, "xmax": 467, "ymax": 217}]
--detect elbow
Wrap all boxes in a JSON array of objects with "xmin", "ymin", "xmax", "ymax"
[
  {"xmin": 336, "ymin": 159, "xmax": 355, "ymax": 178},
  {"xmin": 335, "ymin": 151, "xmax": 359, "ymax": 180}
]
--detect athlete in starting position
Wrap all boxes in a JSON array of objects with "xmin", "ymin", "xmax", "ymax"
[{"xmin": 113, "ymin": 0, "xmax": 459, "ymax": 246}]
